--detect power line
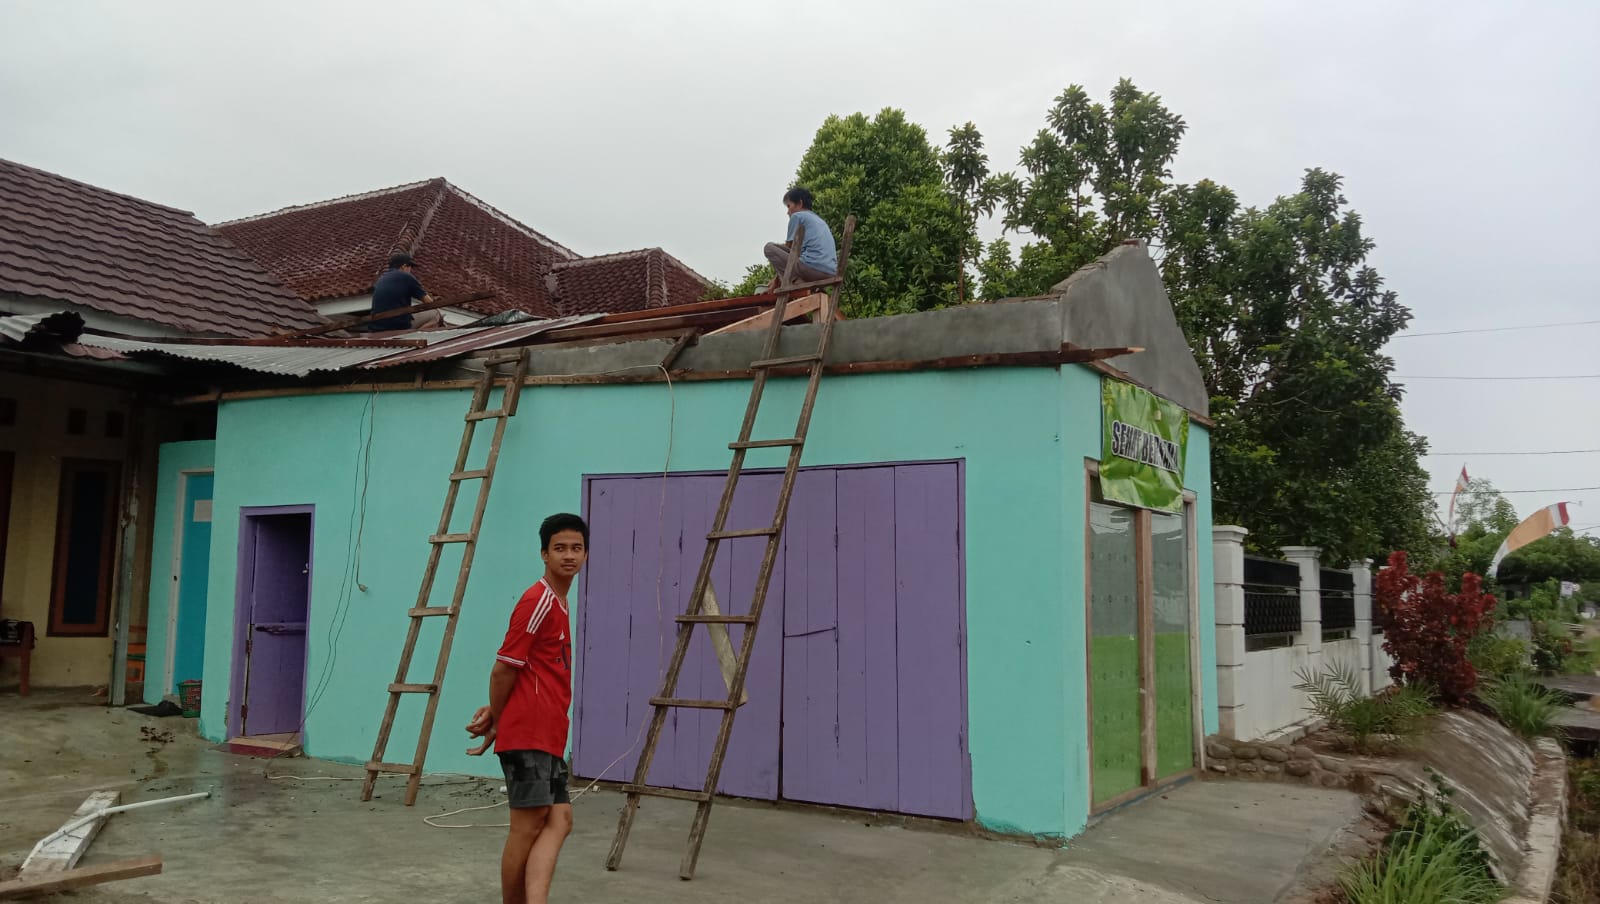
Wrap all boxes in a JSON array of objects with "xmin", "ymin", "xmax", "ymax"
[
  {"xmin": 1423, "ymin": 449, "xmax": 1600, "ymax": 456},
  {"xmin": 1397, "ymin": 374, "xmax": 1600, "ymax": 381},
  {"xmin": 1430, "ymin": 486, "xmax": 1600, "ymax": 495},
  {"xmin": 1396, "ymin": 318, "xmax": 1600, "ymax": 339}
]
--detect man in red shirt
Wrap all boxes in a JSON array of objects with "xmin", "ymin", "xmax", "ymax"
[{"xmin": 466, "ymin": 513, "xmax": 587, "ymax": 904}]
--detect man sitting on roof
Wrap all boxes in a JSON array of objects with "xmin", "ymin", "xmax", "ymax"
[
  {"xmin": 762, "ymin": 188, "xmax": 836, "ymax": 293},
  {"xmin": 368, "ymin": 253, "xmax": 444, "ymax": 332}
]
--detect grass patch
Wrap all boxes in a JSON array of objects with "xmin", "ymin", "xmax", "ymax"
[
  {"xmin": 1295, "ymin": 661, "xmax": 1435, "ymax": 753},
  {"xmin": 1339, "ymin": 772, "xmax": 1501, "ymax": 904},
  {"xmin": 1554, "ymin": 757, "xmax": 1600, "ymax": 904},
  {"xmin": 1479, "ymin": 673, "xmax": 1564, "ymax": 740}
]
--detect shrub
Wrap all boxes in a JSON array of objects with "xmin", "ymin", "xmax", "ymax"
[
  {"xmin": 1531, "ymin": 620, "xmax": 1594, "ymax": 675},
  {"xmin": 1293, "ymin": 661, "xmax": 1435, "ymax": 752},
  {"xmin": 1467, "ymin": 631, "xmax": 1529, "ymax": 680},
  {"xmin": 1376, "ymin": 551, "xmax": 1498, "ymax": 702},
  {"xmin": 1479, "ymin": 673, "xmax": 1563, "ymax": 739},
  {"xmin": 1340, "ymin": 771, "xmax": 1501, "ymax": 904}
]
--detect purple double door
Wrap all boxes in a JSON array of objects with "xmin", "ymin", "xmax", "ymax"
[
  {"xmin": 230, "ymin": 508, "xmax": 313, "ymax": 738},
  {"xmin": 573, "ymin": 462, "xmax": 970, "ymax": 820}
]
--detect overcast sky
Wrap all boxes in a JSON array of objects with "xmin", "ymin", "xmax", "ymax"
[{"xmin": 4, "ymin": 0, "xmax": 1596, "ymax": 536}]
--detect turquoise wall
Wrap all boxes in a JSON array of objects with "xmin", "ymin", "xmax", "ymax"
[
  {"xmin": 143, "ymin": 440, "xmax": 215, "ymax": 706},
  {"xmin": 198, "ymin": 366, "xmax": 1213, "ymax": 839}
]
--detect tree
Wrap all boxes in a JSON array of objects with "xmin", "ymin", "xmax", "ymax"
[
  {"xmin": 1436, "ymin": 478, "xmax": 1600, "ymax": 589},
  {"xmin": 981, "ymin": 79, "xmax": 1187, "ymax": 298},
  {"xmin": 794, "ymin": 109, "xmax": 973, "ymax": 316},
  {"xmin": 1159, "ymin": 169, "xmax": 1426, "ymax": 563},
  {"xmin": 942, "ymin": 123, "xmax": 993, "ymax": 303}
]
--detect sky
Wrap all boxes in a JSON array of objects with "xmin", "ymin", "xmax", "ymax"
[{"xmin": 3, "ymin": 0, "xmax": 1597, "ymax": 535}]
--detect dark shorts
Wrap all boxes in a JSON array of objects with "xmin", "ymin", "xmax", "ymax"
[{"xmin": 497, "ymin": 749, "xmax": 570, "ymax": 809}]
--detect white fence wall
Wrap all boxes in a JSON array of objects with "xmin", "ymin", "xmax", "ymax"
[{"xmin": 1213, "ymin": 528, "xmax": 1391, "ymax": 741}]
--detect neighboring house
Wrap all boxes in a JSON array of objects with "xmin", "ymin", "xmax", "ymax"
[
  {"xmin": 216, "ymin": 178, "xmax": 712, "ymax": 325},
  {"xmin": 0, "ymin": 158, "xmax": 324, "ymax": 699},
  {"xmin": 109, "ymin": 243, "xmax": 1217, "ymax": 844}
]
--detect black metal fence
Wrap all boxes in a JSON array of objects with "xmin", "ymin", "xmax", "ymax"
[
  {"xmin": 1243, "ymin": 556, "xmax": 1301, "ymax": 639},
  {"xmin": 1320, "ymin": 567, "xmax": 1355, "ymax": 635},
  {"xmin": 1369, "ymin": 573, "xmax": 1384, "ymax": 635}
]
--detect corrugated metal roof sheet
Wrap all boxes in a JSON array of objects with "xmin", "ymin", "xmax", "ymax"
[
  {"xmin": 65, "ymin": 316, "xmax": 604, "ymax": 377},
  {"xmin": 74, "ymin": 334, "xmax": 406, "ymax": 375},
  {"xmin": 360, "ymin": 315, "xmax": 600, "ymax": 368}
]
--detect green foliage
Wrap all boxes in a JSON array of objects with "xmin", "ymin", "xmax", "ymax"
[
  {"xmin": 1340, "ymin": 771, "xmax": 1501, "ymax": 904},
  {"xmin": 1479, "ymin": 673, "xmax": 1563, "ymax": 739},
  {"xmin": 942, "ymin": 122, "xmax": 993, "ymax": 304},
  {"xmin": 1531, "ymin": 620, "xmax": 1593, "ymax": 675},
  {"xmin": 1161, "ymin": 170, "xmax": 1427, "ymax": 564},
  {"xmin": 794, "ymin": 109, "xmax": 973, "ymax": 316},
  {"xmin": 1293, "ymin": 661, "xmax": 1434, "ymax": 752},
  {"xmin": 1438, "ymin": 479, "xmax": 1600, "ymax": 592},
  {"xmin": 700, "ymin": 262, "xmax": 776, "ymax": 301},
  {"xmin": 982, "ymin": 79, "xmax": 1186, "ymax": 298},
  {"xmin": 1467, "ymin": 631, "xmax": 1529, "ymax": 680}
]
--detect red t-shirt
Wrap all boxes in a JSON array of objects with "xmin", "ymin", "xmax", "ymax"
[{"xmin": 494, "ymin": 579, "xmax": 572, "ymax": 756}]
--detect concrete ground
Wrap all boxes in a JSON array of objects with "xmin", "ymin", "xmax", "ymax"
[{"xmin": 3, "ymin": 690, "xmax": 1365, "ymax": 903}]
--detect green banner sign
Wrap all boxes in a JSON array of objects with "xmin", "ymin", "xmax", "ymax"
[{"xmin": 1100, "ymin": 378, "xmax": 1189, "ymax": 512}]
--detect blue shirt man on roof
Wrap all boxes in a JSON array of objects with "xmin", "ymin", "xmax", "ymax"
[
  {"xmin": 763, "ymin": 187, "xmax": 837, "ymax": 293},
  {"xmin": 368, "ymin": 252, "xmax": 445, "ymax": 332}
]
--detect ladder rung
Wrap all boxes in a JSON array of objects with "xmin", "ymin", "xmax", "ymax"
[
  {"xmin": 430, "ymin": 533, "xmax": 476, "ymax": 544},
  {"xmin": 729, "ymin": 438, "xmax": 802, "ymax": 450},
  {"xmin": 389, "ymin": 683, "xmax": 438, "ymax": 694},
  {"xmin": 622, "ymin": 784, "xmax": 713, "ymax": 803},
  {"xmin": 409, "ymin": 606, "xmax": 455, "ymax": 618},
  {"xmin": 751, "ymin": 353, "xmax": 823, "ymax": 368},
  {"xmin": 651, "ymin": 697, "xmax": 736, "ymax": 710},
  {"xmin": 706, "ymin": 527, "xmax": 780, "ymax": 540},
  {"xmin": 466, "ymin": 409, "xmax": 507, "ymax": 421},
  {"xmin": 675, "ymin": 613, "xmax": 758, "ymax": 624},
  {"xmin": 449, "ymin": 469, "xmax": 490, "ymax": 481},
  {"xmin": 367, "ymin": 761, "xmax": 421, "ymax": 775}
]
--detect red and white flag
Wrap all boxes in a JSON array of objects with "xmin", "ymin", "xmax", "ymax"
[
  {"xmin": 1488, "ymin": 502, "xmax": 1572, "ymax": 577},
  {"xmin": 1446, "ymin": 466, "xmax": 1470, "ymax": 538}
]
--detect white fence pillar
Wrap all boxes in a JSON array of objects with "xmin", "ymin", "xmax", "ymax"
[
  {"xmin": 1350, "ymin": 559, "xmax": 1374, "ymax": 694},
  {"xmin": 1281, "ymin": 547, "xmax": 1323, "ymax": 660},
  {"xmin": 1213, "ymin": 526, "xmax": 1250, "ymax": 739}
]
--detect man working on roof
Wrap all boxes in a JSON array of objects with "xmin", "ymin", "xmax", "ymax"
[
  {"xmin": 368, "ymin": 252, "xmax": 444, "ymax": 331},
  {"xmin": 465, "ymin": 513, "xmax": 587, "ymax": 904},
  {"xmin": 762, "ymin": 187, "xmax": 837, "ymax": 292}
]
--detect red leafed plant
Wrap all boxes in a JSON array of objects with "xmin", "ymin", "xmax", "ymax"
[{"xmin": 1375, "ymin": 550, "xmax": 1498, "ymax": 703}]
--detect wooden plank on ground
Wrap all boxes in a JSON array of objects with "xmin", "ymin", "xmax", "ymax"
[
  {"xmin": 19, "ymin": 791, "xmax": 119, "ymax": 876},
  {"xmin": 706, "ymin": 294, "xmax": 827, "ymax": 335},
  {"xmin": 0, "ymin": 854, "xmax": 162, "ymax": 899},
  {"xmin": 700, "ymin": 585, "xmax": 748, "ymax": 706}
]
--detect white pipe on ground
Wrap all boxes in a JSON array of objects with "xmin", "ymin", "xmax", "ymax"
[{"xmin": 29, "ymin": 791, "xmax": 211, "ymax": 857}]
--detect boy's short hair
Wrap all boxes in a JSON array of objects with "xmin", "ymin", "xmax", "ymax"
[
  {"xmin": 539, "ymin": 513, "xmax": 589, "ymax": 550},
  {"xmin": 783, "ymin": 187, "xmax": 815, "ymax": 209}
]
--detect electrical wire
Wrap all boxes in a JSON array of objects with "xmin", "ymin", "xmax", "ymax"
[
  {"xmin": 1394, "ymin": 318, "xmax": 1600, "ymax": 339},
  {"xmin": 1431, "ymin": 486, "xmax": 1600, "ymax": 495},
  {"xmin": 1424, "ymin": 449, "xmax": 1600, "ymax": 456},
  {"xmin": 1397, "ymin": 374, "xmax": 1600, "ymax": 381}
]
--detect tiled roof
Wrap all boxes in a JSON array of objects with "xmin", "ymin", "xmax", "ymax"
[
  {"xmin": 549, "ymin": 248, "xmax": 712, "ymax": 316},
  {"xmin": 0, "ymin": 159, "xmax": 323, "ymax": 337},
  {"xmin": 216, "ymin": 179, "xmax": 580, "ymax": 318}
]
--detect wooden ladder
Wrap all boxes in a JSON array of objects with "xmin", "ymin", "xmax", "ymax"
[
  {"xmin": 606, "ymin": 216, "xmax": 856, "ymax": 879},
  {"xmin": 361, "ymin": 348, "xmax": 532, "ymax": 806}
]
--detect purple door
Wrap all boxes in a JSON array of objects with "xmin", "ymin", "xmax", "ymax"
[
  {"xmin": 236, "ymin": 511, "xmax": 312, "ymax": 737},
  {"xmin": 576, "ymin": 462, "xmax": 970, "ymax": 819},
  {"xmin": 781, "ymin": 464, "xmax": 970, "ymax": 819},
  {"xmin": 575, "ymin": 473, "xmax": 783, "ymax": 798}
]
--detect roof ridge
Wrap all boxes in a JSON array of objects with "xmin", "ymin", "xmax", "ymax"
[
  {"xmin": 213, "ymin": 178, "xmax": 437, "ymax": 227},
  {"xmin": 551, "ymin": 246, "xmax": 712, "ymax": 285},
  {"xmin": 2, "ymin": 158, "xmax": 196, "ymax": 218},
  {"xmin": 405, "ymin": 178, "xmax": 451, "ymax": 255},
  {"xmin": 440, "ymin": 182, "xmax": 580, "ymax": 261}
]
